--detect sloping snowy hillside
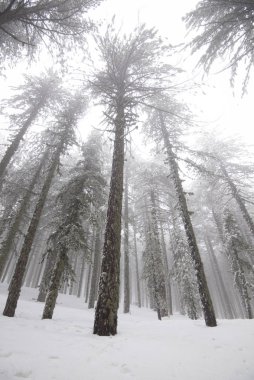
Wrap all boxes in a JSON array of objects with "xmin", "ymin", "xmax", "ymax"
[{"xmin": 0, "ymin": 284, "xmax": 254, "ymax": 380}]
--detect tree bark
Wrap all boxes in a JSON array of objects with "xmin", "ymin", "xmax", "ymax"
[
  {"xmin": 150, "ymin": 190, "xmax": 168, "ymax": 318},
  {"xmin": 37, "ymin": 248, "xmax": 57, "ymax": 302},
  {"xmin": 133, "ymin": 216, "xmax": 141, "ymax": 308},
  {"xmin": 42, "ymin": 250, "xmax": 66, "ymax": 319},
  {"xmin": 159, "ymin": 111, "xmax": 217, "ymax": 327},
  {"xmin": 77, "ymin": 257, "xmax": 86, "ymax": 298},
  {"xmin": 88, "ymin": 225, "xmax": 102, "ymax": 309},
  {"xmin": 123, "ymin": 167, "xmax": 130, "ymax": 313},
  {"xmin": 93, "ymin": 102, "xmax": 125, "ymax": 336}
]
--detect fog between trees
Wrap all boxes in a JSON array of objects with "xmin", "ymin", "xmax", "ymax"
[{"xmin": 0, "ymin": 0, "xmax": 254, "ymax": 336}]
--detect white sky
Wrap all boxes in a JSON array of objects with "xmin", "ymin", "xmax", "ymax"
[{"xmin": 0, "ymin": 0, "xmax": 254, "ymax": 152}]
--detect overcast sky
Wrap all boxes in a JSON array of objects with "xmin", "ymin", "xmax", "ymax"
[{"xmin": 1, "ymin": 0, "xmax": 254, "ymax": 151}]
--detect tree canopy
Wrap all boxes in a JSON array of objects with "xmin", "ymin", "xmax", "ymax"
[{"xmin": 185, "ymin": 0, "xmax": 254, "ymax": 91}]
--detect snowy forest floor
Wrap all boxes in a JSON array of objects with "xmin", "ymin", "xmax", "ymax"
[{"xmin": 0, "ymin": 284, "xmax": 254, "ymax": 380}]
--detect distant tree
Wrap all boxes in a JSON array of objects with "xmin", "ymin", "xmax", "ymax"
[
  {"xmin": 143, "ymin": 97, "xmax": 217, "ymax": 327},
  {"xmin": 142, "ymin": 190, "xmax": 168, "ymax": 320},
  {"xmin": 0, "ymin": 70, "xmax": 61, "ymax": 185},
  {"xmin": 3, "ymin": 94, "xmax": 85, "ymax": 317},
  {"xmin": 170, "ymin": 227, "xmax": 201, "ymax": 320},
  {"xmin": 223, "ymin": 208, "xmax": 253, "ymax": 319},
  {"xmin": 189, "ymin": 133, "xmax": 254, "ymax": 241},
  {"xmin": 91, "ymin": 24, "xmax": 174, "ymax": 336},
  {"xmin": 0, "ymin": 0, "xmax": 103, "ymax": 65},
  {"xmin": 185, "ymin": 0, "xmax": 254, "ymax": 90},
  {"xmin": 132, "ymin": 162, "xmax": 172, "ymax": 319}
]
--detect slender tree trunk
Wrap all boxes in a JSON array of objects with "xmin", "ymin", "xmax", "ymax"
[
  {"xmin": 77, "ymin": 257, "xmax": 86, "ymax": 298},
  {"xmin": 3, "ymin": 140, "xmax": 64, "ymax": 317},
  {"xmin": 133, "ymin": 216, "xmax": 141, "ymax": 308},
  {"xmin": 69, "ymin": 252, "xmax": 78, "ymax": 295},
  {"xmin": 0, "ymin": 151, "xmax": 48, "ymax": 277},
  {"xmin": 88, "ymin": 225, "xmax": 102, "ymax": 308},
  {"xmin": 85, "ymin": 264, "xmax": 92, "ymax": 303},
  {"xmin": 93, "ymin": 101, "xmax": 125, "ymax": 336},
  {"xmin": 0, "ymin": 105, "xmax": 41, "ymax": 183},
  {"xmin": 42, "ymin": 250, "xmax": 67, "ymax": 319},
  {"xmin": 220, "ymin": 163, "xmax": 254, "ymax": 237},
  {"xmin": 159, "ymin": 221, "xmax": 173, "ymax": 315},
  {"xmin": 123, "ymin": 167, "xmax": 130, "ymax": 313},
  {"xmin": 150, "ymin": 190, "xmax": 168, "ymax": 318},
  {"xmin": 159, "ymin": 111, "xmax": 217, "ymax": 327},
  {"xmin": 37, "ymin": 249, "xmax": 57, "ymax": 302}
]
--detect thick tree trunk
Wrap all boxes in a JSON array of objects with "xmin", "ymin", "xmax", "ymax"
[
  {"xmin": 93, "ymin": 102, "xmax": 125, "ymax": 336},
  {"xmin": 3, "ymin": 141, "xmax": 63, "ymax": 317},
  {"xmin": 159, "ymin": 112, "xmax": 217, "ymax": 327},
  {"xmin": 42, "ymin": 250, "xmax": 66, "ymax": 319},
  {"xmin": 0, "ymin": 151, "xmax": 48, "ymax": 277},
  {"xmin": 123, "ymin": 167, "xmax": 130, "ymax": 313},
  {"xmin": 0, "ymin": 105, "xmax": 41, "ymax": 183},
  {"xmin": 220, "ymin": 163, "xmax": 254, "ymax": 238},
  {"xmin": 133, "ymin": 216, "xmax": 141, "ymax": 308},
  {"xmin": 88, "ymin": 225, "xmax": 102, "ymax": 309}
]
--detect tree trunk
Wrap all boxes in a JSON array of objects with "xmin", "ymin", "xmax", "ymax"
[
  {"xmin": 3, "ymin": 140, "xmax": 64, "ymax": 317},
  {"xmin": 42, "ymin": 250, "xmax": 66, "ymax": 319},
  {"xmin": 149, "ymin": 190, "xmax": 168, "ymax": 318},
  {"xmin": 37, "ymin": 248, "xmax": 58, "ymax": 302},
  {"xmin": 123, "ymin": 167, "xmax": 130, "ymax": 313},
  {"xmin": 0, "ymin": 150, "xmax": 48, "ymax": 277},
  {"xmin": 88, "ymin": 225, "xmax": 102, "ymax": 309},
  {"xmin": 159, "ymin": 111, "xmax": 217, "ymax": 327},
  {"xmin": 85, "ymin": 263, "xmax": 92, "ymax": 303},
  {"xmin": 220, "ymin": 163, "xmax": 254, "ymax": 238},
  {"xmin": 93, "ymin": 102, "xmax": 125, "ymax": 336},
  {"xmin": 159, "ymin": 221, "xmax": 173, "ymax": 315},
  {"xmin": 133, "ymin": 216, "xmax": 141, "ymax": 308},
  {"xmin": 77, "ymin": 257, "xmax": 86, "ymax": 298},
  {"xmin": 0, "ymin": 105, "xmax": 41, "ymax": 184}
]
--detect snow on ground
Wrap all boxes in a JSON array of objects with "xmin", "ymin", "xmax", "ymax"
[{"xmin": 0, "ymin": 284, "xmax": 254, "ymax": 380}]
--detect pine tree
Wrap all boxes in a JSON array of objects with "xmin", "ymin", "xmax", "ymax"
[
  {"xmin": 185, "ymin": 0, "xmax": 254, "ymax": 91},
  {"xmin": 92, "ymin": 24, "xmax": 173, "ymax": 336},
  {"xmin": 0, "ymin": 0, "xmax": 103, "ymax": 65},
  {"xmin": 222, "ymin": 208, "xmax": 253, "ymax": 319},
  {"xmin": 0, "ymin": 70, "xmax": 61, "ymax": 186},
  {"xmin": 42, "ymin": 132, "xmax": 106, "ymax": 319},
  {"xmin": 3, "ymin": 94, "xmax": 85, "ymax": 317}
]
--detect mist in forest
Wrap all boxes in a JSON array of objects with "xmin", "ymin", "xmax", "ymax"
[{"xmin": 0, "ymin": 1, "xmax": 254, "ymax": 380}]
